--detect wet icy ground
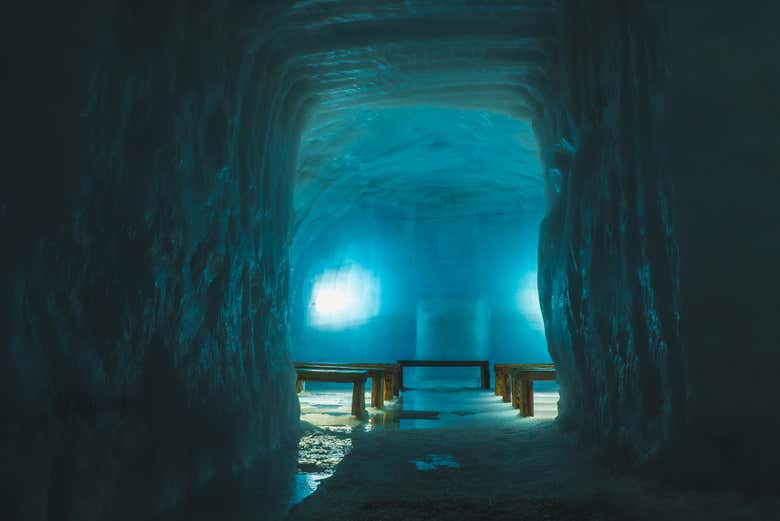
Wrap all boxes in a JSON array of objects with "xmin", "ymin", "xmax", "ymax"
[
  {"xmin": 292, "ymin": 376, "xmax": 559, "ymax": 506},
  {"xmin": 289, "ymin": 380, "xmax": 778, "ymax": 521}
]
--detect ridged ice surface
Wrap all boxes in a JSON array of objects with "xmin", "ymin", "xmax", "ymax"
[
  {"xmin": 294, "ymin": 106, "xmax": 545, "ymax": 239},
  {"xmin": 281, "ymin": 0, "xmax": 555, "ymax": 237}
]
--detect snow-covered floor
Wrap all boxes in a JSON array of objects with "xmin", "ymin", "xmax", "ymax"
[{"xmin": 289, "ymin": 381, "xmax": 779, "ymax": 521}]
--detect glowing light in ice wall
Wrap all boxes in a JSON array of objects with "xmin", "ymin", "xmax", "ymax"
[
  {"xmin": 518, "ymin": 271, "xmax": 545, "ymax": 332},
  {"xmin": 308, "ymin": 265, "xmax": 380, "ymax": 330}
]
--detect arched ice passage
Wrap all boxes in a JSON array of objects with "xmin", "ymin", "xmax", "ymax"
[
  {"xmin": 280, "ymin": 0, "xmax": 557, "ymax": 396},
  {"xmin": 288, "ymin": 106, "xmax": 549, "ymax": 366},
  {"xmin": 15, "ymin": 1, "xmax": 780, "ymax": 518}
]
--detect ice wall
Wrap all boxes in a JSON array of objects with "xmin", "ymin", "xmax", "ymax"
[
  {"xmin": 534, "ymin": 1, "xmax": 685, "ymax": 462},
  {"xmin": 288, "ymin": 211, "xmax": 549, "ymax": 365},
  {"xmin": 535, "ymin": 0, "xmax": 780, "ymax": 487},
  {"xmin": 2, "ymin": 3, "xmax": 301, "ymax": 518},
  {"xmin": 415, "ymin": 299, "xmax": 490, "ymax": 360}
]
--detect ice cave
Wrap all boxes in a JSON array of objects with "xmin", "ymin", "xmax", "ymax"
[{"xmin": 3, "ymin": 1, "xmax": 779, "ymax": 520}]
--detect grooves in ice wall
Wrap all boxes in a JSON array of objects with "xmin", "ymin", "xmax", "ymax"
[
  {"xmin": 534, "ymin": 0, "xmax": 686, "ymax": 463},
  {"xmin": 2, "ymin": 3, "xmax": 301, "ymax": 519}
]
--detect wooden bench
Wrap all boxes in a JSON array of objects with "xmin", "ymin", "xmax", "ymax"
[
  {"xmin": 494, "ymin": 363, "xmax": 554, "ymax": 403},
  {"xmin": 295, "ymin": 362, "xmax": 392, "ymax": 409},
  {"xmin": 510, "ymin": 366, "xmax": 557, "ymax": 417},
  {"xmin": 294, "ymin": 368, "xmax": 368, "ymax": 417},
  {"xmin": 396, "ymin": 360, "xmax": 490, "ymax": 390},
  {"xmin": 300, "ymin": 362, "xmax": 400, "ymax": 400},
  {"xmin": 340, "ymin": 363, "xmax": 400, "ymax": 400},
  {"xmin": 359, "ymin": 363, "xmax": 401, "ymax": 399}
]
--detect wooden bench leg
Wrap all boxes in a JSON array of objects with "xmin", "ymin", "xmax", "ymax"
[
  {"xmin": 501, "ymin": 370, "xmax": 511, "ymax": 403},
  {"xmin": 511, "ymin": 370, "xmax": 520, "ymax": 409},
  {"xmin": 398, "ymin": 366, "xmax": 404, "ymax": 390},
  {"xmin": 351, "ymin": 380, "xmax": 366, "ymax": 417},
  {"xmin": 519, "ymin": 379, "xmax": 534, "ymax": 417},
  {"xmin": 383, "ymin": 372, "xmax": 393, "ymax": 401},
  {"xmin": 481, "ymin": 364, "xmax": 490, "ymax": 389},
  {"xmin": 370, "ymin": 375, "xmax": 384, "ymax": 409},
  {"xmin": 296, "ymin": 378, "xmax": 304, "ymax": 393},
  {"xmin": 494, "ymin": 367, "xmax": 503, "ymax": 396},
  {"xmin": 393, "ymin": 368, "xmax": 400, "ymax": 396}
]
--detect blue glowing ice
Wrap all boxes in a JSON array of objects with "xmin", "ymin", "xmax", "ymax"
[
  {"xmin": 517, "ymin": 270, "xmax": 545, "ymax": 332},
  {"xmin": 308, "ymin": 264, "xmax": 380, "ymax": 330}
]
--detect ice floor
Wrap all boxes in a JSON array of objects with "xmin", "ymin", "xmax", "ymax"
[
  {"xmin": 288, "ymin": 379, "xmax": 778, "ymax": 520},
  {"xmin": 292, "ymin": 378, "xmax": 559, "ymax": 506}
]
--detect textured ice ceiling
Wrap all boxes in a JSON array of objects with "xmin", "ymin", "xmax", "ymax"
[
  {"xmin": 279, "ymin": 0, "xmax": 556, "ymax": 239},
  {"xmin": 295, "ymin": 106, "xmax": 545, "ymax": 225}
]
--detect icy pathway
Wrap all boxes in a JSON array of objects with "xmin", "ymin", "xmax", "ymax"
[
  {"xmin": 291, "ymin": 384, "xmax": 557, "ymax": 506},
  {"xmin": 289, "ymin": 386, "xmax": 777, "ymax": 521}
]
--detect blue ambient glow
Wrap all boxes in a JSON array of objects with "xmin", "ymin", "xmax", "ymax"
[
  {"xmin": 289, "ymin": 105, "xmax": 550, "ymax": 363},
  {"xmin": 308, "ymin": 265, "xmax": 380, "ymax": 330},
  {"xmin": 517, "ymin": 271, "xmax": 544, "ymax": 332}
]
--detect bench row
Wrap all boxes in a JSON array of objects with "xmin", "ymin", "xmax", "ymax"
[
  {"xmin": 295, "ymin": 363, "xmax": 401, "ymax": 417},
  {"xmin": 295, "ymin": 360, "xmax": 557, "ymax": 418},
  {"xmin": 494, "ymin": 363, "xmax": 556, "ymax": 417}
]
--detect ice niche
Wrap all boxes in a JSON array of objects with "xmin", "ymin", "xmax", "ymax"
[{"xmin": 411, "ymin": 298, "xmax": 490, "ymax": 387}]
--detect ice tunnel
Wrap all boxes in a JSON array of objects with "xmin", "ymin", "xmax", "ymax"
[
  {"xmin": 289, "ymin": 106, "xmax": 550, "ymax": 369},
  {"xmin": 4, "ymin": 0, "xmax": 780, "ymax": 519}
]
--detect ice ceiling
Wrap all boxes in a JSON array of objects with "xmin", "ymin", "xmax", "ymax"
[
  {"xmin": 294, "ymin": 106, "xmax": 545, "ymax": 229},
  {"xmin": 280, "ymin": 0, "xmax": 556, "ymax": 242}
]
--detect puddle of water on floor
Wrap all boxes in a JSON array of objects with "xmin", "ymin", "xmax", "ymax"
[
  {"xmin": 411, "ymin": 454, "xmax": 461, "ymax": 471},
  {"xmin": 290, "ymin": 425, "xmax": 355, "ymax": 506},
  {"xmin": 399, "ymin": 410, "xmax": 440, "ymax": 420},
  {"xmin": 290, "ymin": 471, "xmax": 331, "ymax": 507}
]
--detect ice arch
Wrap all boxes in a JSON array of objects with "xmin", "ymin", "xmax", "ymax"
[
  {"xmin": 291, "ymin": 106, "xmax": 545, "ymax": 247},
  {"xmin": 7, "ymin": 0, "xmax": 780, "ymax": 518},
  {"xmin": 288, "ymin": 104, "xmax": 548, "ymax": 366}
]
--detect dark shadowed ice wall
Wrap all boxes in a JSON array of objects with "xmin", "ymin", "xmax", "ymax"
[
  {"xmin": 536, "ymin": 0, "xmax": 780, "ymax": 488},
  {"xmin": 2, "ymin": 2, "xmax": 301, "ymax": 518},
  {"xmin": 665, "ymin": 0, "xmax": 780, "ymax": 490},
  {"xmin": 535, "ymin": 1, "xmax": 685, "ymax": 463}
]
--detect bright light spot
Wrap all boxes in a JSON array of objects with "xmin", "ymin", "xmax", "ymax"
[
  {"xmin": 517, "ymin": 271, "xmax": 545, "ymax": 332},
  {"xmin": 309, "ymin": 265, "xmax": 380, "ymax": 330}
]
